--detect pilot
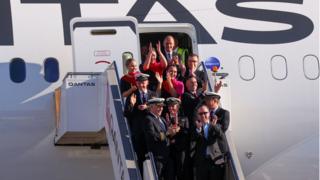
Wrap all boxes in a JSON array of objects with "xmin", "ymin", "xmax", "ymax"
[
  {"xmin": 123, "ymin": 73, "xmax": 157, "ymax": 174},
  {"xmin": 144, "ymin": 98, "xmax": 175, "ymax": 180},
  {"xmin": 191, "ymin": 104, "xmax": 228, "ymax": 180},
  {"xmin": 203, "ymin": 91, "xmax": 230, "ymax": 132},
  {"xmin": 165, "ymin": 97, "xmax": 190, "ymax": 180}
]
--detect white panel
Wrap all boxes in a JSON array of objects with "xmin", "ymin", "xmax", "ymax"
[
  {"xmin": 271, "ymin": 55, "xmax": 288, "ymax": 80},
  {"xmin": 71, "ymin": 17, "xmax": 140, "ymax": 76},
  {"xmin": 238, "ymin": 55, "xmax": 255, "ymax": 81},
  {"xmin": 303, "ymin": 55, "xmax": 319, "ymax": 80},
  {"xmin": 65, "ymin": 75, "xmax": 101, "ymax": 131}
]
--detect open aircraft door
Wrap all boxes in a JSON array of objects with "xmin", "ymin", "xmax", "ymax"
[{"xmin": 70, "ymin": 17, "xmax": 141, "ymax": 75}]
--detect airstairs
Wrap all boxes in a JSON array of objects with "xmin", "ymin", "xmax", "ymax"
[
  {"xmin": 53, "ymin": 60, "xmax": 244, "ymax": 180},
  {"xmin": 54, "ymin": 72, "xmax": 107, "ymax": 145},
  {"xmin": 53, "ymin": 17, "xmax": 244, "ymax": 180}
]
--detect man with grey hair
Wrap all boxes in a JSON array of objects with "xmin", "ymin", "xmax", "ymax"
[
  {"xmin": 163, "ymin": 35, "xmax": 176, "ymax": 62},
  {"xmin": 144, "ymin": 98, "xmax": 175, "ymax": 180}
]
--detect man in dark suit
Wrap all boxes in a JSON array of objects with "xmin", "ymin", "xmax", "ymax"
[
  {"xmin": 124, "ymin": 73, "xmax": 157, "ymax": 174},
  {"xmin": 191, "ymin": 104, "xmax": 228, "ymax": 180},
  {"xmin": 183, "ymin": 54, "xmax": 207, "ymax": 90},
  {"xmin": 182, "ymin": 75, "xmax": 204, "ymax": 127},
  {"xmin": 163, "ymin": 35, "xmax": 175, "ymax": 63},
  {"xmin": 203, "ymin": 92, "xmax": 230, "ymax": 132},
  {"xmin": 165, "ymin": 97, "xmax": 190, "ymax": 180},
  {"xmin": 144, "ymin": 98, "xmax": 175, "ymax": 180}
]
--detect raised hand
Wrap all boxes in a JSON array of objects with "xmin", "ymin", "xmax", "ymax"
[
  {"xmin": 195, "ymin": 119, "xmax": 202, "ymax": 130},
  {"xmin": 130, "ymin": 93, "xmax": 137, "ymax": 106},
  {"xmin": 214, "ymin": 80, "xmax": 223, "ymax": 93},
  {"xmin": 148, "ymin": 42, "xmax": 153, "ymax": 53},
  {"xmin": 130, "ymin": 85, "xmax": 137, "ymax": 91},
  {"xmin": 172, "ymin": 55, "xmax": 179, "ymax": 65},
  {"xmin": 167, "ymin": 126, "xmax": 177, "ymax": 137},
  {"xmin": 138, "ymin": 104, "xmax": 147, "ymax": 110},
  {"xmin": 155, "ymin": 72, "xmax": 163, "ymax": 84},
  {"xmin": 211, "ymin": 115, "xmax": 218, "ymax": 126},
  {"xmin": 166, "ymin": 71, "xmax": 172, "ymax": 82},
  {"xmin": 202, "ymin": 80, "xmax": 208, "ymax": 92},
  {"xmin": 165, "ymin": 113, "xmax": 170, "ymax": 126},
  {"xmin": 156, "ymin": 41, "xmax": 161, "ymax": 53}
]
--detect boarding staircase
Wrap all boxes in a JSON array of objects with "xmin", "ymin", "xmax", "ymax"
[
  {"xmin": 54, "ymin": 60, "xmax": 245, "ymax": 180},
  {"xmin": 54, "ymin": 72, "xmax": 107, "ymax": 145},
  {"xmin": 102, "ymin": 61, "xmax": 245, "ymax": 180}
]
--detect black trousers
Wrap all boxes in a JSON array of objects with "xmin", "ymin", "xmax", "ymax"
[
  {"xmin": 155, "ymin": 157, "xmax": 174, "ymax": 180},
  {"xmin": 132, "ymin": 134, "xmax": 147, "ymax": 176},
  {"xmin": 171, "ymin": 150, "xmax": 193, "ymax": 180},
  {"xmin": 195, "ymin": 157, "xmax": 225, "ymax": 180}
]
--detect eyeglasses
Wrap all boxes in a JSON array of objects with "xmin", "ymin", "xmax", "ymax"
[{"xmin": 198, "ymin": 111, "xmax": 209, "ymax": 116}]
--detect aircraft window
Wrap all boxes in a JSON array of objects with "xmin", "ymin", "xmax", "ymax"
[
  {"xmin": 10, "ymin": 58, "xmax": 26, "ymax": 83},
  {"xmin": 91, "ymin": 29, "xmax": 117, "ymax": 35},
  {"xmin": 270, "ymin": 55, "xmax": 288, "ymax": 80},
  {"xmin": 303, "ymin": 54, "xmax": 319, "ymax": 80},
  {"xmin": 122, "ymin": 52, "xmax": 133, "ymax": 74},
  {"xmin": 44, "ymin": 58, "xmax": 59, "ymax": 82},
  {"xmin": 238, "ymin": 55, "xmax": 255, "ymax": 81}
]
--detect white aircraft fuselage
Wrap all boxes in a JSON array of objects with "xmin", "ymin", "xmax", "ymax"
[{"xmin": 0, "ymin": 1, "xmax": 318, "ymax": 180}]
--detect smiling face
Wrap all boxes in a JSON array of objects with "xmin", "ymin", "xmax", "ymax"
[
  {"xmin": 136, "ymin": 79, "xmax": 149, "ymax": 91},
  {"xmin": 126, "ymin": 60, "xmax": 137, "ymax": 73},
  {"xmin": 187, "ymin": 55, "xmax": 199, "ymax": 72},
  {"xmin": 163, "ymin": 36, "xmax": 175, "ymax": 52},
  {"xmin": 149, "ymin": 103, "xmax": 164, "ymax": 117},
  {"xmin": 151, "ymin": 50, "xmax": 157, "ymax": 62},
  {"xmin": 205, "ymin": 97, "xmax": 219, "ymax": 109},
  {"xmin": 168, "ymin": 103, "xmax": 179, "ymax": 115},
  {"xmin": 186, "ymin": 76, "xmax": 198, "ymax": 92},
  {"xmin": 197, "ymin": 105, "xmax": 210, "ymax": 124},
  {"xmin": 167, "ymin": 65, "xmax": 178, "ymax": 79}
]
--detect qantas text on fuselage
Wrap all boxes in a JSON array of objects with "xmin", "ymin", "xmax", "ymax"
[{"xmin": 0, "ymin": 0, "xmax": 314, "ymax": 46}]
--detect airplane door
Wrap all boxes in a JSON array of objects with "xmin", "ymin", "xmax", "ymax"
[
  {"xmin": 138, "ymin": 23, "xmax": 198, "ymax": 54},
  {"xmin": 70, "ymin": 17, "xmax": 141, "ymax": 75}
]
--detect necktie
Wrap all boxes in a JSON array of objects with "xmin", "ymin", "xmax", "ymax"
[
  {"xmin": 141, "ymin": 92, "xmax": 147, "ymax": 104},
  {"xmin": 204, "ymin": 123, "xmax": 209, "ymax": 139},
  {"xmin": 210, "ymin": 110, "xmax": 215, "ymax": 119},
  {"xmin": 168, "ymin": 53, "xmax": 171, "ymax": 60},
  {"xmin": 159, "ymin": 118, "xmax": 166, "ymax": 131}
]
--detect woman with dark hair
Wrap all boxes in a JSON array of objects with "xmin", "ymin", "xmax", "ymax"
[{"xmin": 162, "ymin": 64, "xmax": 184, "ymax": 99}]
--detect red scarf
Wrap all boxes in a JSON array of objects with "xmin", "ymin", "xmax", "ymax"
[{"xmin": 121, "ymin": 71, "xmax": 138, "ymax": 85}]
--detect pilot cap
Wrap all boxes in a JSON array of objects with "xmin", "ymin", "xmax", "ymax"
[
  {"xmin": 166, "ymin": 97, "xmax": 181, "ymax": 105},
  {"xmin": 204, "ymin": 91, "xmax": 221, "ymax": 100},
  {"xmin": 135, "ymin": 73, "xmax": 150, "ymax": 82},
  {"xmin": 147, "ymin": 98, "xmax": 165, "ymax": 106}
]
